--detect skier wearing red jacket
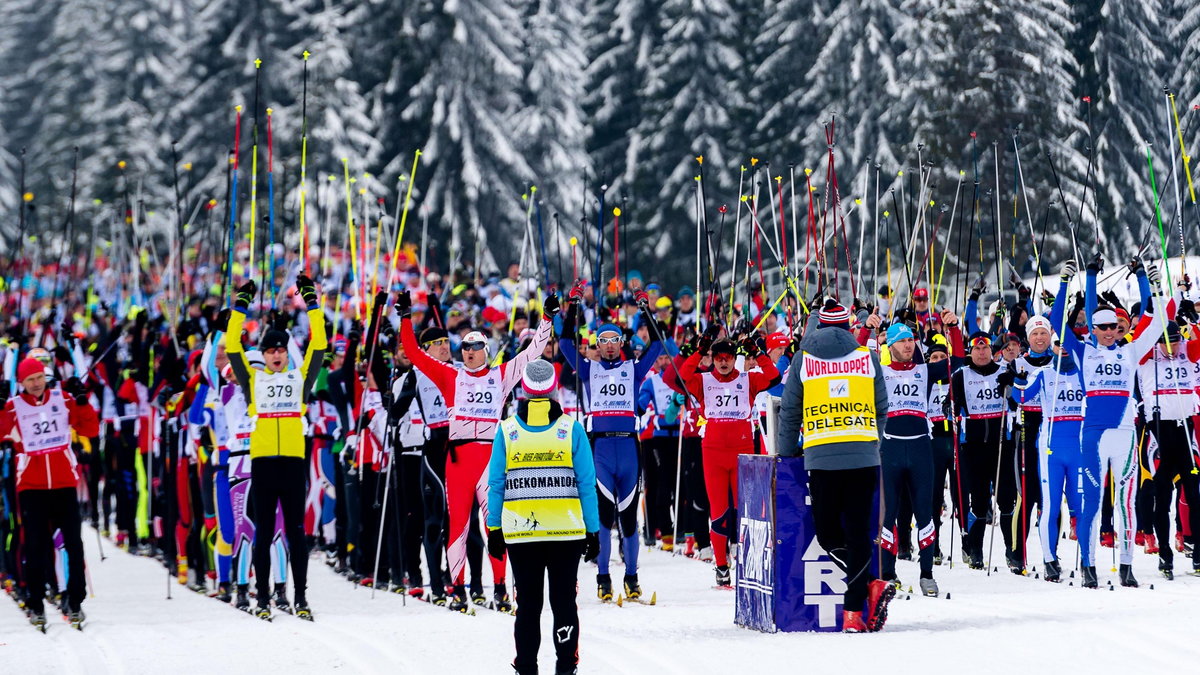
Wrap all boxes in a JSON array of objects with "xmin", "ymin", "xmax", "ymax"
[
  {"xmin": 396, "ymin": 288, "xmax": 559, "ymax": 612},
  {"xmin": 677, "ymin": 326, "xmax": 779, "ymax": 586},
  {"xmin": 0, "ymin": 357, "xmax": 100, "ymax": 629}
]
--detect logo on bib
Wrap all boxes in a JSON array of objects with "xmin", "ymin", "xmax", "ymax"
[
  {"xmin": 828, "ymin": 379, "xmax": 849, "ymax": 398},
  {"xmin": 556, "ymin": 427, "xmax": 568, "ymax": 440}
]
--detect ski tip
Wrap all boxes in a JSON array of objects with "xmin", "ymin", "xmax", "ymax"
[
  {"xmin": 616, "ymin": 595, "xmax": 624, "ymax": 607},
  {"xmin": 649, "ymin": 592, "xmax": 657, "ymax": 606}
]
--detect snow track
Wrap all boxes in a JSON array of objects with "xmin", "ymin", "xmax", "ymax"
[{"xmin": 3, "ymin": 524, "xmax": 1199, "ymax": 673}]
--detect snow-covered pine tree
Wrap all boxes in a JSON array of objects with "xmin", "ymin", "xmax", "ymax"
[
  {"xmin": 403, "ymin": 0, "xmax": 533, "ymax": 277},
  {"xmin": 635, "ymin": 0, "xmax": 740, "ymax": 288},
  {"xmin": 1085, "ymin": 0, "xmax": 1170, "ymax": 261},
  {"xmin": 893, "ymin": 0, "xmax": 1086, "ymax": 269},
  {"xmin": 511, "ymin": 0, "xmax": 589, "ymax": 284},
  {"xmin": 581, "ymin": 0, "xmax": 659, "ymax": 199}
]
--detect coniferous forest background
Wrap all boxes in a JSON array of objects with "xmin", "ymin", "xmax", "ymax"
[{"xmin": 3, "ymin": 0, "xmax": 1200, "ymax": 292}]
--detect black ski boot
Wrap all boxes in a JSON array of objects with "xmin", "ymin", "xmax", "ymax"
[
  {"xmin": 448, "ymin": 586, "xmax": 471, "ymax": 613},
  {"xmin": 272, "ymin": 583, "xmax": 292, "ymax": 613},
  {"xmin": 470, "ymin": 587, "xmax": 487, "ymax": 606},
  {"xmin": 216, "ymin": 582, "xmax": 233, "ymax": 603},
  {"xmin": 1044, "ymin": 560, "xmax": 1062, "ymax": 583},
  {"xmin": 428, "ymin": 586, "xmax": 448, "ymax": 606},
  {"xmin": 967, "ymin": 550, "xmax": 985, "ymax": 570},
  {"xmin": 492, "ymin": 584, "xmax": 514, "ymax": 614},
  {"xmin": 1159, "ymin": 558, "xmax": 1174, "ymax": 581},
  {"xmin": 622, "ymin": 574, "xmax": 642, "ymax": 600},
  {"xmin": 235, "ymin": 584, "xmax": 251, "ymax": 611},
  {"xmin": 67, "ymin": 606, "xmax": 85, "ymax": 630},
  {"xmin": 254, "ymin": 598, "xmax": 272, "ymax": 621},
  {"xmin": 1006, "ymin": 551, "xmax": 1025, "ymax": 575},
  {"xmin": 715, "ymin": 565, "xmax": 732, "ymax": 588},
  {"xmin": 294, "ymin": 596, "xmax": 313, "ymax": 621},
  {"xmin": 1119, "ymin": 563, "xmax": 1138, "ymax": 588},
  {"xmin": 29, "ymin": 609, "xmax": 47, "ymax": 632},
  {"xmin": 1081, "ymin": 566, "xmax": 1099, "ymax": 589},
  {"xmin": 596, "ymin": 574, "xmax": 613, "ymax": 602}
]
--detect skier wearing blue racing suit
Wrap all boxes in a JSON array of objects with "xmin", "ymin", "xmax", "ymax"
[
  {"xmin": 559, "ymin": 285, "xmax": 662, "ymax": 602},
  {"xmin": 1054, "ymin": 256, "xmax": 1162, "ymax": 588}
]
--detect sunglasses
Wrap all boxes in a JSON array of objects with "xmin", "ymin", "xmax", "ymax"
[
  {"xmin": 462, "ymin": 342, "xmax": 486, "ymax": 352},
  {"xmin": 597, "ymin": 336, "xmax": 622, "ymax": 345},
  {"xmin": 1094, "ymin": 323, "xmax": 1118, "ymax": 331},
  {"xmin": 423, "ymin": 338, "xmax": 449, "ymax": 346}
]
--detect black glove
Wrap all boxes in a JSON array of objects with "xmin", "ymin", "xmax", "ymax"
[
  {"xmin": 698, "ymin": 324, "xmax": 719, "ymax": 355},
  {"xmin": 543, "ymin": 292, "xmax": 561, "ymax": 318},
  {"xmin": 487, "ymin": 528, "xmax": 506, "ymax": 560},
  {"xmin": 214, "ymin": 308, "xmax": 231, "ymax": 333},
  {"xmin": 53, "ymin": 345, "xmax": 72, "ymax": 364},
  {"xmin": 234, "ymin": 281, "xmax": 257, "ymax": 311},
  {"xmin": 297, "ymin": 274, "xmax": 319, "ymax": 307},
  {"xmin": 583, "ymin": 531, "xmax": 600, "ymax": 562},
  {"xmin": 680, "ymin": 334, "xmax": 698, "ymax": 357},
  {"xmin": 738, "ymin": 333, "xmax": 757, "ymax": 356},
  {"xmin": 394, "ymin": 290, "xmax": 412, "ymax": 319},
  {"xmin": 64, "ymin": 376, "xmax": 87, "ymax": 403},
  {"xmin": 1085, "ymin": 253, "xmax": 1103, "ymax": 274},
  {"xmin": 1127, "ymin": 257, "xmax": 1143, "ymax": 275}
]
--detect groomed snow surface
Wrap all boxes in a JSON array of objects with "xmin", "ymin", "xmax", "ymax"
[{"xmin": 3, "ymin": 520, "xmax": 1198, "ymax": 674}]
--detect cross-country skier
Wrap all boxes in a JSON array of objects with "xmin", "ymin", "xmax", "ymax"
[
  {"xmin": 396, "ymin": 287, "xmax": 557, "ymax": 612},
  {"xmin": 0, "ymin": 357, "xmax": 99, "ymax": 629},
  {"xmin": 559, "ymin": 281, "xmax": 662, "ymax": 601},
  {"xmin": 487, "ymin": 359, "xmax": 600, "ymax": 675},
  {"xmin": 1056, "ymin": 256, "xmax": 1163, "ymax": 588},
  {"xmin": 224, "ymin": 276, "xmax": 326, "ymax": 619}
]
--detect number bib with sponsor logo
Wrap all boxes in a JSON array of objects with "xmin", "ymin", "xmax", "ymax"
[
  {"xmin": 253, "ymin": 370, "xmax": 303, "ymax": 418},
  {"xmin": 1082, "ymin": 344, "xmax": 1132, "ymax": 397},
  {"xmin": 588, "ymin": 360, "xmax": 635, "ymax": 417},
  {"xmin": 455, "ymin": 368, "xmax": 502, "ymax": 424},
  {"xmin": 1138, "ymin": 357, "xmax": 1197, "ymax": 420},
  {"xmin": 962, "ymin": 367, "xmax": 1005, "ymax": 419},
  {"xmin": 701, "ymin": 371, "xmax": 752, "ymax": 421},
  {"xmin": 1044, "ymin": 370, "xmax": 1085, "ymax": 421},
  {"xmin": 798, "ymin": 348, "xmax": 879, "ymax": 448},
  {"xmin": 416, "ymin": 370, "xmax": 450, "ymax": 427},
  {"xmin": 928, "ymin": 381, "xmax": 949, "ymax": 423},
  {"xmin": 12, "ymin": 388, "xmax": 72, "ymax": 456},
  {"xmin": 883, "ymin": 365, "xmax": 927, "ymax": 418}
]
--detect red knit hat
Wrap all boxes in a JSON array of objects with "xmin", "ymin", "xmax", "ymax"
[{"xmin": 17, "ymin": 357, "xmax": 45, "ymax": 384}]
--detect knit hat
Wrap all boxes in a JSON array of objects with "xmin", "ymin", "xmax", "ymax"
[
  {"xmin": 1114, "ymin": 308, "xmax": 1130, "ymax": 324},
  {"xmin": 260, "ymin": 329, "xmax": 289, "ymax": 352},
  {"xmin": 521, "ymin": 359, "xmax": 557, "ymax": 396},
  {"xmin": 886, "ymin": 323, "xmax": 915, "ymax": 343},
  {"xmin": 818, "ymin": 301, "xmax": 852, "ymax": 328},
  {"xmin": 1025, "ymin": 315, "xmax": 1053, "ymax": 336},
  {"xmin": 17, "ymin": 357, "xmax": 44, "ymax": 384},
  {"xmin": 420, "ymin": 326, "xmax": 449, "ymax": 344},
  {"xmin": 597, "ymin": 323, "xmax": 622, "ymax": 338},
  {"xmin": 463, "ymin": 330, "xmax": 488, "ymax": 347},
  {"xmin": 711, "ymin": 339, "xmax": 738, "ymax": 356},
  {"xmin": 912, "ymin": 288, "xmax": 929, "ymax": 300},
  {"xmin": 1159, "ymin": 321, "xmax": 1183, "ymax": 344},
  {"xmin": 766, "ymin": 332, "xmax": 790, "ymax": 351},
  {"xmin": 967, "ymin": 331, "xmax": 992, "ymax": 349}
]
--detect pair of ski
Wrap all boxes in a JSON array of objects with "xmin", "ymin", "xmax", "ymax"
[{"xmin": 599, "ymin": 592, "xmax": 658, "ymax": 606}]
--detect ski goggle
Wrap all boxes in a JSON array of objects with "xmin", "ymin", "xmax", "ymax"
[
  {"xmin": 597, "ymin": 336, "xmax": 622, "ymax": 345},
  {"xmin": 462, "ymin": 342, "xmax": 486, "ymax": 352},
  {"xmin": 422, "ymin": 338, "xmax": 449, "ymax": 347}
]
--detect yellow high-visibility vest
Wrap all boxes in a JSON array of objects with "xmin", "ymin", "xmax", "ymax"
[
  {"xmin": 499, "ymin": 416, "xmax": 586, "ymax": 543},
  {"xmin": 798, "ymin": 347, "xmax": 880, "ymax": 448}
]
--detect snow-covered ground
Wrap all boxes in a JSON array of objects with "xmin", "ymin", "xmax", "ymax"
[{"xmin": 3, "ymin": 523, "xmax": 1198, "ymax": 674}]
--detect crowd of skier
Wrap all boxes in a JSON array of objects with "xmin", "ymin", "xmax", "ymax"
[{"xmin": 1, "ymin": 242, "xmax": 1199, "ymax": 666}]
